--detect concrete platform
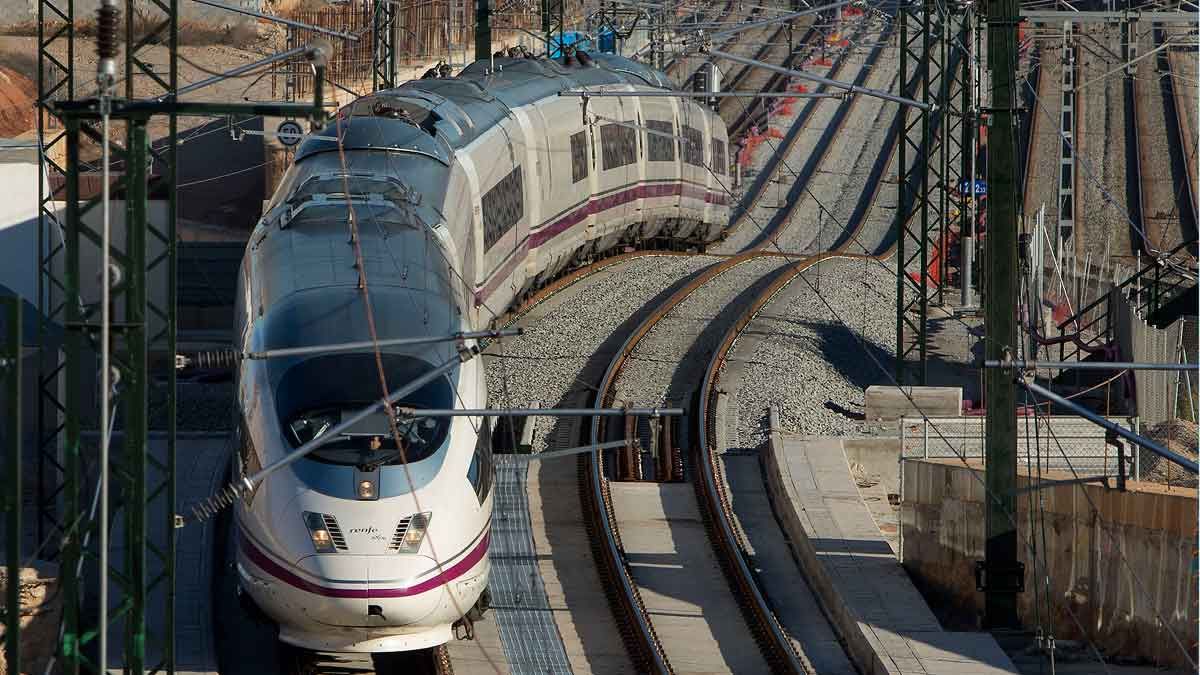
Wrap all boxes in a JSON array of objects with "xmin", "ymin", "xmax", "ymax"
[
  {"xmin": 721, "ymin": 454, "xmax": 857, "ymax": 673},
  {"xmin": 610, "ymin": 481, "xmax": 769, "ymax": 674},
  {"xmin": 527, "ymin": 457, "xmax": 635, "ymax": 674},
  {"xmin": 449, "ymin": 459, "xmax": 572, "ymax": 674},
  {"xmin": 762, "ymin": 430, "xmax": 1020, "ymax": 675}
]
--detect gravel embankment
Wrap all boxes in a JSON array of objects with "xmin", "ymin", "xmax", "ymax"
[
  {"xmin": 483, "ymin": 254, "xmax": 716, "ymax": 451},
  {"xmin": 1076, "ymin": 24, "xmax": 1134, "ymax": 259},
  {"xmin": 609, "ymin": 255, "xmax": 795, "ymax": 407},
  {"xmin": 726, "ymin": 257, "xmax": 897, "ymax": 449}
]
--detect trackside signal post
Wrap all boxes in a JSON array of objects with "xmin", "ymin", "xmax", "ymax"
[{"xmin": 983, "ymin": 0, "xmax": 1022, "ymax": 629}]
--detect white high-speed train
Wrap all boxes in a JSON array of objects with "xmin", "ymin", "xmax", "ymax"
[{"xmin": 232, "ymin": 51, "xmax": 730, "ymax": 653}]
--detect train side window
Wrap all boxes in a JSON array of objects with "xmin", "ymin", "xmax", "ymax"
[
  {"xmin": 600, "ymin": 123, "xmax": 637, "ymax": 170},
  {"xmin": 570, "ymin": 131, "xmax": 589, "ymax": 183},
  {"xmin": 482, "ymin": 167, "xmax": 524, "ymax": 250},
  {"xmin": 681, "ymin": 125, "xmax": 705, "ymax": 167},
  {"xmin": 711, "ymin": 139, "xmax": 726, "ymax": 175},
  {"xmin": 469, "ymin": 417, "xmax": 494, "ymax": 503},
  {"xmin": 646, "ymin": 120, "xmax": 675, "ymax": 162}
]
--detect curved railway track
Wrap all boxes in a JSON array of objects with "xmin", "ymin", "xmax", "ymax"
[
  {"xmin": 579, "ymin": 204, "xmax": 898, "ymax": 675},
  {"xmin": 575, "ymin": 31, "xmax": 903, "ymax": 663}
]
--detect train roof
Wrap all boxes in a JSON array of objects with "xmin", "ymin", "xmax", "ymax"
[{"xmin": 296, "ymin": 53, "xmax": 676, "ymax": 162}]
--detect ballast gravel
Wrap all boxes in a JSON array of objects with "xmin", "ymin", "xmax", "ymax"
[
  {"xmin": 482, "ymin": 254, "xmax": 717, "ymax": 453},
  {"xmin": 1076, "ymin": 24, "xmax": 1134, "ymax": 259},
  {"xmin": 609, "ymin": 256, "xmax": 796, "ymax": 408},
  {"xmin": 724, "ymin": 257, "xmax": 898, "ymax": 449}
]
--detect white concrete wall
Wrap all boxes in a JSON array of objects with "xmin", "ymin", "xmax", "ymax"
[{"xmin": 0, "ymin": 143, "xmax": 47, "ymax": 311}]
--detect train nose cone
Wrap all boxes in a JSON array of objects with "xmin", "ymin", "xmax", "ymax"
[{"xmin": 297, "ymin": 554, "xmax": 448, "ymax": 627}]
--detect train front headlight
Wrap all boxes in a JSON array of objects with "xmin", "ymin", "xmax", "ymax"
[
  {"xmin": 394, "ymin": 512, "xmax": 431, "ymax": 554},
  {"xmin": 303, "ymin": 511, "xmax": 340, "ymax": 553}
]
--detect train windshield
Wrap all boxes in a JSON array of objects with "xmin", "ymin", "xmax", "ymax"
[
  {"xmin": 273, "ymin": 353, "xmax": 456, "ymax": 466},
  {"xmin": 286, "ymin": 404, "xmax": 450, "ymax": 467},
  {"xmin": 285, "ymin": 173, "xmax": 416, "ymax": 208}
]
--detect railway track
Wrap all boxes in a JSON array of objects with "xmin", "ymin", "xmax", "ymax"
[
  {"xmin": 574, "ymin": 26, "xmax": 903, "ymax": 665},
  {"xmin": 1164, "ymin": 29, "xmax": 1198, "ymax": 233},
  {"xmin": 1020, "ymin": 32, "xmax": 1063, "ymax": 231},
  {"xmin": 579, "ymin": 195, "xmax": 899, "ymax": 674},
  {"xmin": 1137, "ymin": 25, "xmax": 1198, "ymax": 255},
  {"xmin": 465, "ymin": 10, "xmax": 915, "ymax": 675},
  {"xmin": 723, "ymin": 17, "xmax": 892, "ymax": 251}
]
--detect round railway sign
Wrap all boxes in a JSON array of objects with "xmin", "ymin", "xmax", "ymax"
[{"xmin": 276, "ymin": 120, "xmax": 304, "ymax": 147}]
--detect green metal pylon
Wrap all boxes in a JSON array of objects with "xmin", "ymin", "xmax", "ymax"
[{"xmin": 983, "ymin": 0, "xmax": 1023, "ymax": 630}]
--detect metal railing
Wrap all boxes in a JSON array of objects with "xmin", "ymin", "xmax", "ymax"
[
  {"xmin": 1054, "ymin": 239, "xmax": 1197, "ymax": 364},
  {"xmin": 899, "ymin": 415, "xmax": 1142, "ymax": 479}
]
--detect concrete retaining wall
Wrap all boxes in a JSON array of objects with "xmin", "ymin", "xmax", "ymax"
[{"xmin": 901, "ymin": 458, "xmax": 1198, "ymax": 670}]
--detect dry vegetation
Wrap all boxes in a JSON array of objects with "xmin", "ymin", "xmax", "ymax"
[
  {"xmin": 0, "ymin": 65, "xmax": 35, "ymax": 138},
  {"xmin": 2, "ymin": 15, "xmax": 263, "ymax": 48},
  {"xmin": 1141, "ymin": 419, "xmax": 1199, "ymax": 488}
]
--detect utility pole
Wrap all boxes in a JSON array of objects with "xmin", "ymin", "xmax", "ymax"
[
  {"xmin": 983, "ymin": 0, "xmax": 1022, "ymax": 630},
  {"xmin": 475, "ymin": 0, "xmax": 491, "ymax": 62}
]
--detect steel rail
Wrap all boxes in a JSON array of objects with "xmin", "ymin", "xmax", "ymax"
[
  {"xmin": 1130, "ymin": 29, "xmax": 1152, "ymax": 256},
  {"xmin": 695, "ymin": 256, "xmax": 827, "ymax": 673}
]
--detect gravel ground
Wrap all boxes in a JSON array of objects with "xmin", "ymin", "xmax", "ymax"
[
  {"xmin": 726, "ymin": 256, "xmax": 897, "ymax": 449},
  {"xmin": 609, "ymin": 255, "xmax": 795, "ymax": 408},
  {"xmin": 1076, "ymin": 24, "xmax": 1135, "ymax": 260},
  {"xmin": 1134, "ymin": 29, "xmax": 1191, "ymax": 252},
  {"xmin": 482, "ymin": 254, "xmax": 717, "ymax": 452},
  {"xmin": 1025, "ymin": 42, "xmax": 1064, "ymax": 229}
]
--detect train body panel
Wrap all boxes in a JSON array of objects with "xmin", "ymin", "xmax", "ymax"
[{"xmin": 235, "ymin": 52, "xmax": 726, "ymax": 654}]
